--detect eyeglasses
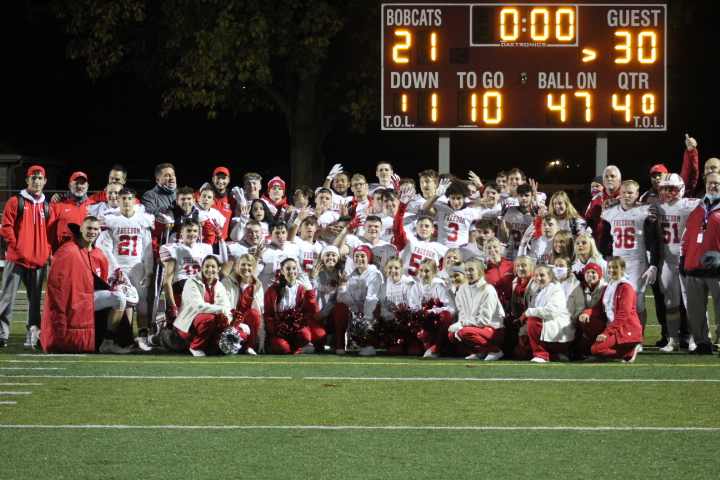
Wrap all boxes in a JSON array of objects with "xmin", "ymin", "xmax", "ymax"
[{"xmin": 707, "ymin": 181, "xmax": 720, "ymax": 188}]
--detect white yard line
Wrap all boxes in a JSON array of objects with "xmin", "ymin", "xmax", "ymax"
[
  {"xmin": 0, "ymin": 402, "xmax": 18, "ymax": 405},
  {"xmin": 0, "ymin": 368, "xmax": 65, "ymax": 370},
  {"xmin": 0, "ymin": 374, "xmax": 717, "ymax": 382},
  {"xmin": 0, "ymin": 383, "xmax": 42, "ymax": 386},
  {"xmin": 0, "ymin": 392, "xmax": 31, "ymax": 395},
  {"xmin": 0, "ymin": 424, "xmax": 718, "ymax": 431}
]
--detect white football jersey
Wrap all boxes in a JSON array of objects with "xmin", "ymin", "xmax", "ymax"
[
  {"xmin": 656, "ymin": 198, "xmax": 701, "ymax": 257},
  {"xmin": 293, "ymin": 236, "xmax": 326, "ymax": 273},
  {"xmin": 99, "ymin": 210, "xmax": 155, "ymax": 270},
  {"xmin": 525, "ymin": 236, "xmax": 554, "ymax": 265},
  {"xmin": 500, "ymin": 206, "xmax": 534, "ymax": 260},
  {"xmin": 257, "ymin": 243, "xmax": 300, "ymax": 291},
  {"xmin": 344, "ymin": 235, "xmax": 398, "ymax": 274},
  {"xmin": 434, "ymin": 203, "xmax": 481, "ymax": 248},
  {"xmin": 601, "ymin": 203, "xmax": 657, "ymax": 262},
  {"xmin": 159, "ymin": 242, "xmax": 213, "ymax": 282}
]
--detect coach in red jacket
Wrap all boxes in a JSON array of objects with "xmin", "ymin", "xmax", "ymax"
[
  {"xmin": 47, "ymin": 171, "xmax": 92, "ymax": 253},
  {"xmin": 0, "ymin": 165, "xmax": 53, "ymax": 348},
  {"xmin": 681, "ymin": 172, "xmax": 720, "ymax": 355}
]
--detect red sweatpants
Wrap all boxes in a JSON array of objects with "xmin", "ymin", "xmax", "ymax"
[
  {"xmin": 177, "ymin": 313, "xmax": 237, "ymax": 352},
  {"xmin": 321, "ymin": 303, "xmax": 350, "ymax": 350},
  {"xmin": 269, "ymin": 328, "xmax": 311, "ymax": 354},
  {"xmin": 308, "ymin": 319, "xmax": 327, "ymax": 348},
  {"xmin": 590, "ymin": 333, "xmax": 639, "ymax": 361},
  {"xmin": 513, "ymin": 335, "xmax": 532, "ymax": 360},
  {"xmin": 238, "ymin": 309, "xmax": 261, "ymax": 352},
  {"xmin": 448, "ymin": 325, "xmax": 504, "ymax": 355},
  {"xmin": 526, "ymin": 316, "xmax": 571, "ymax": 361},
  {"xmin": 386, "ymin": 338, "xmax": 425, "ymax": 356},
  {"xmin": 419, "ymin": 311, "xmax": 454, "ymax": 354},
  {"xmin": 578, "ymin": 316, "xmax": 607, "ymax": 355}
]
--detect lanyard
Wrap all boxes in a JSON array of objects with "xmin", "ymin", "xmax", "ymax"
[{"xmin": 702, "ymin": 199, "xmax": 720, "ymax": 230}]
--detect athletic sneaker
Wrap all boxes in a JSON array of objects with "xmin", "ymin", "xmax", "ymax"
[
  {"xmin": 484, "ymin": 351, "xmax": 504, "ymax": 362},
  {"xmin": 245, "ymin": 347, "xmax": 257, "ymax": 356},
  {"xmin": 659, "ymin": 337, "xmax": 679, "ymax": 353},
  {"xmin": 689, "ymin": 342, "xmax": 713, "ymax": 355},
  {"xmin": 622, "ymin": 345, "xmax": 640, "ymax": 363},
  {"xmin": 465, "ymin": 353, "xmax": 485, "ymax": 360},
  {"xmin": 423, "ymin": 348, "xmax": 438, "ymax": 358},
  {"xmin": 99, "ymin": 340, "xmax": 132, "ymax": 354},
  {"xmin": 29, "ymin": 326, "xmax": 41, "ymax": 351},
  {"xmin": 301, "ymin": 344, "xmax": 316, "ymax": 354},
  {"xmin": 359, "ymin": 346, "xmax": 376, "ymax": 356},
  {"xmin": 189, "ymin": 348, "xmax": 206, "ymax": 357},
  {"xmin": 0, "ymin": 338, "xmax": 7, "ymax": 348},
  {"xmin": 530, "ymin": 357, "xmax": 548, "ymax": 363},
  {"xmin": 138, "ymin": 336, "xmax": 153, "ymax": 352}
]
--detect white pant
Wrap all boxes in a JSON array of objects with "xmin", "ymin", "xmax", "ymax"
[
  {"xmin": 123, "ymin": 264, "xmax": 148, "ymax": 315},
  {"xmin": 94, "ymin": 290, "xmax": 126, "ymax": 312},
  {"xmin": 625, "ymin": 258, "xmax": 649, "ymax": 312},
  {"xmin": 658, "ymin": 258, "xmax": 687, "ymax": 309}
]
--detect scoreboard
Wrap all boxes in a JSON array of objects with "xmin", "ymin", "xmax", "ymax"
[{"xmin": 381, "ymin": 2, "xmax": 667, "ymax": 130}]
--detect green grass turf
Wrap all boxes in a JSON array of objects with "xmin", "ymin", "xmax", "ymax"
[
  {"xmin": 1, "ymin": 430, "xmax": 717, "ymax": 480},
  {"xmin": 1, "ymin": 290, "xmax": 719, "ymax": 479}
]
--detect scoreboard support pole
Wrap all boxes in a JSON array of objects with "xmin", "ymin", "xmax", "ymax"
[
  {"xmin": 438, "ymin": 132, "xmax": 450, "ymax": 174},
  {"xmin": 596, "ymin": 131, "xmax": 608, "ymax": 176}
]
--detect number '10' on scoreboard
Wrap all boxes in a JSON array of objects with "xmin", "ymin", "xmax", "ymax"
[{"xmin": 381, "ymin": 3, "xmax": 667, "ymax": 131}]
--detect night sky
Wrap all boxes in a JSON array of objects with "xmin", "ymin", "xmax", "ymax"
[{"xmin": 2, "ymin": 1, "xmax": 719, "ymax": 196}]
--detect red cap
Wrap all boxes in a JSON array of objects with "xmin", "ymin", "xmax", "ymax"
[
  {"xmin": 213, "ymin": 166, "xmax": 230, "ymax": 177},
  {"xmin": 583, "ymin": 263, "xmax": 603, "ymax": 280},
  {"xmin": 27, "ymin": 165, "xmax": 45, "ymax": 177},
  {"xmin": 69, "ymin": 171, "xmax": 88, "ymax": 183},
  {"xmin": 353, "ymin": 245, "xmax": 373, "ymax": 262},
  {"xmin": 649, "ymin": 164, "xmax": 668, "ymax": 176},
  {"xmin": 267, "ymin": 176, "xmax": 286, "ymax": 192}
]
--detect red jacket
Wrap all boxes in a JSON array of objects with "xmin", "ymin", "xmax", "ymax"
[
  {"xmin": 1, "ymin": 191, "xmax": 53, "ymax": 268},
  {"xmin": 681, "ymin": 200, "xmax": 720, "ymax": 272},
  {"xmin": 485, "ymin": 258, "xmax": 515, "ymax": 306},
  {"xmin": 48, "ymin": 198, "xmax": 91, "ymax": 252},
  {"xmin": 584, "ymin": 189, "xmax": 621, "ymax": 245},
  {"xmin": 583, "ymin": 282, "xmax": 642, "ymax": 344},
  {"xmin": 263, "ymin": 284, "xmax": 318, "ymax": 336},
  {"xmin": 40, "ymin": 241, "xmax": 109, "ymax": 353}
]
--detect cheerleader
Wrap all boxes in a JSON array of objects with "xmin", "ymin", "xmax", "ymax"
[
  {"xmin": 378, "ymin": 256, "xmax": 419, "ymax": 356},
  {"xmin": 436, "ymin": 248, "xmax": 462, "ymax": 282},
  {"xmin": 553, "ymin": 256, "xmax": 580, "ymax": 298},
  {"xmin": 263, "ymin": 258, "xmax": 319, "ymax": 354},
  {"xmin": 448, "ymin": 260, "xmax": 506, "ymax": 361},
  {"xmin": 337, "ymin": 246, "xmax": 383, "ymax": 356},
  {"xmin": 549, "ymin": 230, "xmax": 575, "ymax": 265},
  {"xmin": 548, "ymin": 191, "xmax": 587, "ymax": 235},
  {"xmin": 569, "ymin": 263, "xmax": 608, "ymax": 355},
  {"xmin": 221, "ymin": 254, "xmax": 265, "ymax": 355},
  {"xmin": 572, "ymin": 233, "xmax": 607, "ymax": 279},
  {"xmin": 408, "ymin": 259, "xmax": 456, "ymax": 358},
  {"xmin": 309, "ymin": 246, "xmax": 351, "ymax": 354},
  {"xmin": 524, "ymin": 265, "xmax": 575, "ymax": 363},
  {"xmin": 447, "ymin": 263, "xmax": 467, "ymax": 299},
  {"xmin": 175, "ymin": 255, "xmax": 234, "ymax": 357},
  {"xmin": 484, "ymin": 237, "xmax": 515, "ymax": 309},
  {"xmin": 509, "ymin": 255, "xmax": 539, "ymax": 360},
  {"xmin": 578, "ymin": 257, "xmax": 642, "ymax": 362},
  {"xmin": 464, "ymin": 257, "xmax": 484, "ymax": 286}
]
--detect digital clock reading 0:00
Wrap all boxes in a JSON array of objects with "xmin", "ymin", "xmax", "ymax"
[{"xmin": 381, "ymin": 3, "xmax": 667, "ymax": 131}]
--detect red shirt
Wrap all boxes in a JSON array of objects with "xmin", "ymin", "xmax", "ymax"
[{"xmin": 485, "ymin": 258, "xmax": 515, "ymax": 306}]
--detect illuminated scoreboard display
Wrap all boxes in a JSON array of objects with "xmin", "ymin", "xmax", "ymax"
[{"xmin": 381, "ymin": 2, "xmax": 667, "ymax": 130}]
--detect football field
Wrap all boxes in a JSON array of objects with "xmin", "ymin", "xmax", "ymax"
[{"xmin": 1, "ymin": 292, "xmax": 718, "ymax": 479}]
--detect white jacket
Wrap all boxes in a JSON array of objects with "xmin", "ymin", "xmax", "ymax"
[
  {"xmin": 567, "ymin": 278, "xmax": 607, "ymax": 324},
  {"xmin": 337, "ymin": 265, "xmax": 383, "ymax": 319},
  {"xmin": 378, "ymin": 275, "xmax": 415, "ymax": 320},
  {"xmin": 449, "ymin": 278, "xmax": 505, "ymax": 331},
  {"xmin": 175, "ymin": 273, "xmax": 232, "ymax": 333},
  {"xmin": 524, "ymin": 282, "xmax": 574, "ymax": 343},
  {"xmin": 408, "ymin": 276, "xmax": 456, "ymax": 315},
  {"xmin": 221, "ymin": 273, "xmax": 266, "ymax": 344}
]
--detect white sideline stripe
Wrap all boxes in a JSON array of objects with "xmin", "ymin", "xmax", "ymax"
[
  {"xmin": 0, "ymin": 383, "xmax": 42, "ymax": 386},
  {"xmin": 0, "ymin": 392, "xmax": 31, "ymax": 395},
  {"xmin": 0, "ymin": 402, "xmax": 18, "ymax": 405},
  {"xmin": 0, "ymin": 424, "xmax": 718, "ymax": 431},
  {"xmin": 0, "ymin": 374, "xmax": 718, "ymax": 382},
  {"xmin": 0, "ymin": 367, "xmax": 65, "ymax": 370}
]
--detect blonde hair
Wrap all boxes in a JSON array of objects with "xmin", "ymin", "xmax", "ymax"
[
  {"xmin": 572, "ymin": 233, "xmax": 603, "ymax": 264},
  {"xmin": 483, "ymin": 237, "xmax": 505, "ymax": 256},
  {"xmin": 384, "ymin": 255, "xmax": 404, "ymax": 273},
  {"xmin": 235, "ymin": 254, "xmax": 257, "ymax": 272},
  {"xmin": 419, "ymin": 258, "xmax": 438, "ymax": 275},
  {"xmin": 513, "ymin": 255, "xmax": 536, "ymax": 276},
  {"xmin": 621, "ymin": 180, "xmax": 640, "ymax": 191},
  {"xmin": 535, "ymin": 264, "xmax": 555, "ymax": 281},
  {"xmin": 350, "ymin": 173, "xmax": 367, "ymax": 184},
  {"xmin": 548, "ymin": 191, "xmax": 581, "ymax": 219}
]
